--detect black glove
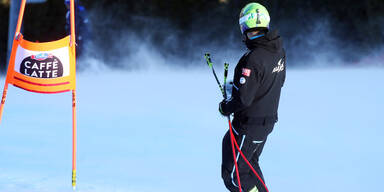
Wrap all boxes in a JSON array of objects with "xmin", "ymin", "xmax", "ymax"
[{"xmin": 219, "ymin": 99, "xmax": 232, "ymax": 116}]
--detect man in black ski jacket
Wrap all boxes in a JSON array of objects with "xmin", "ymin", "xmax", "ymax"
[{"xmin": 219, "ymin": 3, "xmax": 286, "ymax": 192}]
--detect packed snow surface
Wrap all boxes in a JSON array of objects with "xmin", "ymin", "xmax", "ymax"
[{"xmin": 0, "ymin": 68, "xmax": 383, "ymax": 192}]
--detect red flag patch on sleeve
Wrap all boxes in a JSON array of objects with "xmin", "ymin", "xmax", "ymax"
[{"xmin": 242, "ymin": 68, "xmax": 251, "ymax": 77}]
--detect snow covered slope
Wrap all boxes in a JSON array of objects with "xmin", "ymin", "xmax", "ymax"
[{"xmin": 0, "ymin": 68, "xmax": 383, "ymax": 192}]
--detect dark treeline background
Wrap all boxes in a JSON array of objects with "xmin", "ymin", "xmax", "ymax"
[
  {"xmin": 0, "ymin": 0, "xmax": 383, "ymax": 70},
  {"xmin": 0, "ymin": 1, "xmax": 9, "ymax": 72}
]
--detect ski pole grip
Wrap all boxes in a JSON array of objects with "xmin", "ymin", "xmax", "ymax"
[
  {"xmin": 204, "ymin": 53, "xmax": 213, "ymax": 68},
  {"xmin": 224, "ymin": 63, "xmax": 229, "ymax": 81},
  {"xmin": 204, "ymin": 53, "xmax": 225, "ymax": 97}
]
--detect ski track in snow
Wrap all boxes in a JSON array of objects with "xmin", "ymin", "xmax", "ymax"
[{"xmin": 0, "ymin": 68, "xmax": 383, "ymax": 192}]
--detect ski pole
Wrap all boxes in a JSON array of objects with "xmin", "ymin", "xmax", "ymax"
[
  {"xmin": 205, "ymin": 53, "xmax": 242, "ymax": 191},
  {"xmin": 204, "ymin": 53, "xmax": 225, "ymax": 96}
]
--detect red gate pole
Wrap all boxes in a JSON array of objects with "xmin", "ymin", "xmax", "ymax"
[
  {"xmin": 0, "ymin": 0, "xmax": 27, "ymax": 124},
  {"xmin": 70, "ymin": 0, "xmax": 77, "ymax": 190}
]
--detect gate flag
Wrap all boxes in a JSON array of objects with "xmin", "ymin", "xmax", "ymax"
[
  {"xmin": 6, "ymin": 34, "xmax": 76, "ymax": 93},
  {"xmin": 0, "ymin": 0, "xmax": 78, "ymax": 190}
]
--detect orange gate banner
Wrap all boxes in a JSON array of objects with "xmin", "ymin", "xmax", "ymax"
[{"xmin": 6, "ymin": 34, "xmax": 76, "ymax": 94}]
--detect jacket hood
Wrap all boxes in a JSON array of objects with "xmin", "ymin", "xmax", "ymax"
[{"xmin": 245, "ymin": 30, "xmax": 283, "ymax": 52}]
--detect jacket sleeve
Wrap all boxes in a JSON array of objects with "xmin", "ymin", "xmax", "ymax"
[{"xmin": 221, "ymin": 54, "xmax": 262, "ymax": 114}]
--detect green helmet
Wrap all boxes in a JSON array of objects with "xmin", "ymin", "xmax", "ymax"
[{"xmin": 239, "ymin": 3, "xmax": 270, "ymax": 34}]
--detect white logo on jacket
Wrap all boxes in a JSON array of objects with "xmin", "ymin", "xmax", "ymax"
[
  {"xmin": 273, "ymin": 58, "xmax": 285, "ymax": 73},
  {"xmin": 240, "ymin": 77, "xmax": 246, "ymax": 84}
]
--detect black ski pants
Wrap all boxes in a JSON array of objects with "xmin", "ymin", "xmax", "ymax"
[{"xmin": 221, "ymin": 120, "xmax": 274, "ymax": 192}]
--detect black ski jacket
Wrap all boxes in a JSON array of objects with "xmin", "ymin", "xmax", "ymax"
[{"xmin": 221, "ymin": 30, "xmax": 286, "ymax": 125}]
